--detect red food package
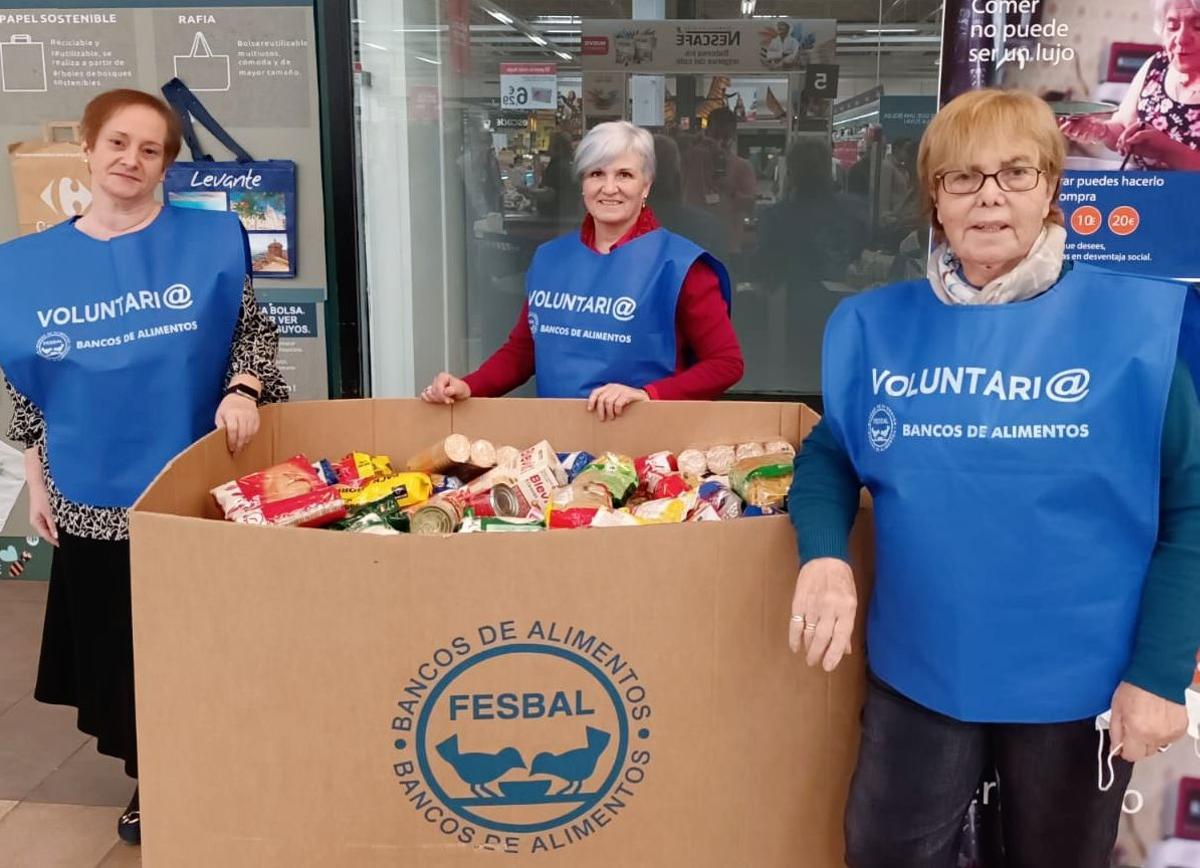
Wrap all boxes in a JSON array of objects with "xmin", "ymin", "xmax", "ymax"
[
  {"xmin": 651, "ymin": 472, "xmax": 691, "ymax": 499},
  {"xmin": 228, "ymin": 487, "xmax": 347, "ymax": 528},
  {"xmin": 548, "ymin": 507, "xmax": 601, "ymax": 529},
  {"xmin": 212, "ymin": 455, "xmax": 322, "ymax": 517},
  {"xmin": 634, "ymin": 451, "xmax": 680, "ymax": 497}
]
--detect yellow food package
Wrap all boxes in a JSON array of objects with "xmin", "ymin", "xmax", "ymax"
[{"xmin": 342, "ymin": 472, "xmax": 432, "ymax": 508}]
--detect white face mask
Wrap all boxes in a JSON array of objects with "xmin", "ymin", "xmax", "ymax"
[{"xmin": 1093, "ymin": 710, "xmax": 1124, "ymax": 793}]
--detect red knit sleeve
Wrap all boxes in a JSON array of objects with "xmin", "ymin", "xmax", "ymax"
[
  {"xmin": 462, "ymin": 301, "xmax": 537, "ymax": 398},
  {"xmin": 643, "ymin": 259, "xmax": 743, "ymax": 401}
]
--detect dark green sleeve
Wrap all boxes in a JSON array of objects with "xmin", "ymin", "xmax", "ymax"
[
  {"xmin": 787, "ymin": 417, "xmax": 862, "ymax": 563},
  {"xmin": 1123, "ymin": 359, "xmax": 1200, "ymax": 703}
]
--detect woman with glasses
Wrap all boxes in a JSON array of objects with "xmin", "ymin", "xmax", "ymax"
[{"xmin": 787, "ymin": 88, "xmax": 1200, "ymax": 866}]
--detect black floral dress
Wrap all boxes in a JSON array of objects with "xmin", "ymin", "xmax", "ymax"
[{"xmin": 1135, "ymin": 50, "xmax": 1200, "ymax": 169}]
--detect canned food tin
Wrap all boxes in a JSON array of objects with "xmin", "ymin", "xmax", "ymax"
[
  {"xmin": 410, "ymin": 498, "xmax": 461, "ymax": 534},
  {"xmin": 470, "ymin": 483, "xmax": 520, "ymax": 518}
]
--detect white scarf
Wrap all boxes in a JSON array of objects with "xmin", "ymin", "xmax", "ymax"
[{"xmin": 926, "ymin": 223, "xmax": 1067, "ymax": 305}]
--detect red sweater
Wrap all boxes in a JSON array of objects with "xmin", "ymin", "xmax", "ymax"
[{"xmin": 462, "ymin": 208, "xmax": 744, "ymax": 400}]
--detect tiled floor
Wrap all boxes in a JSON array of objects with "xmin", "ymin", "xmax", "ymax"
[{"xmin": 0, "ymin": 580, "xmax": 140, "ymax": 867}]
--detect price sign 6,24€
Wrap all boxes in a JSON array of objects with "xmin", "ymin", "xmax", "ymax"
[{"xmin": 500, "ymin": 62, "xmax": 557, "ymax": 110}]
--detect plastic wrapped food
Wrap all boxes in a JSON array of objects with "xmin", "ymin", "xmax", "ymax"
[
  {"xmin": 704, "ymin": 444, "xmax": 736, "ymax": 476},
  {"xmin": 212, "ymin": 455, "xmax": 322, "ymax": 512},
  {"xmin": 331, "ymin": 495, "xmax": 412, "ymax": 533},
  {"xmin": 224, "ymin": 487, "xmax": 347, "ymax": 528},
  {"xmin": 335, "ymin": 512, "xmax": 402, "ymax": 535},
  {"xmin": 406, "ymin": 435, "xmax": 473, "ymax": 474},
  {"xmin": 496, "ymin": 445, "xmax": 520, "ymax": 469},
  {"xmin": 548, "ymin": 507, "xmax": 603, "ymax": 529},
  {"xmin": 430, "ymin": 474, "xmax": 464, "ymax": 495},
  {"xmin": 729, "ymin": 454, "xmax": 794, "ymax": 509},
  {"xmin": 558, "ymin": 451, "xmax": 596, "ymax": 483},
  {"xmin": 696, "ymin": 479, "xmax": 742, "ymax": 520},
  {"xmin": 342, "ymin": 472, "xmax": 433, "ymax": 508},
  {"xmin": 742, "ymin": 504, "xmax": 783, "ymax": 517},
  {"xmin": 549, "ymin": 480, "xmax": 613, "ymax": 510},
  {"xmin": 764, "ymin": 440, "xmax": 796, "ymax": 458},
  {"xmin": 211, "ymin": 456, "xmax": 331, "ymax": 525},
  {"xmin": 332, "ymin": 452, "xmax": 393, "ymax": 492},
  {"xmin": 575, "ymin": 453, "xmax": 638, "ymax": 505},
  {"xmin": 677, "ymin": 448, "xmax": 708, "ymax": 479},
  {"xmin": 631, "ymin": 490, "xmax": 697, "ymax": 524},
  {"xmin": 634, "ymin": 451, "xmax": 682, "ymax": 497},
  {"xmin": 462, "ymin": 513, "xmax": 545, "ymax": 533},
  {"xmin": 313, "ymin": 459, "xmax": 338, "ymax": 486},
  {"xmin": 735, "ymin": 441, "xmax": 765, "ymax": 461},
  {"xmin": 687, "ymin": 502, "xmax": 722, "ymax": 522},
  {"xmin": 470, "ymin": 439, "xmax": 497, "ymax": 469},
  {"xmin": 589, "ymin": 508, "xmax": 644, "ymax": 528}
]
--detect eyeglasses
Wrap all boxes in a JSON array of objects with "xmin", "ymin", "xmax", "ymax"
[{"xmin": 936, "ymin": 166, "xmax": 1044, "ymax": 195}]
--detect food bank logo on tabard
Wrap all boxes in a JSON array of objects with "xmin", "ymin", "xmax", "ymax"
[
  {"xmin": 392, "ymin": 620, "xmax": 652, "ymax": 855},
  {"xmin": 35, "ymin": 331, "xmax": 69, "ymax": 361},
  {"xmin": 867, "ymin": 404, "xmax": 896, "ymax": 452}
]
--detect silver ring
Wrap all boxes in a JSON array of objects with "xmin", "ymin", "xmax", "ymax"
[
  {"xmin": 790, "ymin": 614, "xmax": 806, "ymax": 623},
  {"xmin": 803, "ymin": 624, "xmax": 818, "ymax": 632}
]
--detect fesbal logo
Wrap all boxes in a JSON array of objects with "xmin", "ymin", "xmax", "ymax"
[{"xmin": 392, "ymin": 620, "xmax": 652, "ymax": 855}]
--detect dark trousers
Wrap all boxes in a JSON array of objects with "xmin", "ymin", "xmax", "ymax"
[{"xmin": 844, "ymin": 672, "xmax": 1132, "ymax": 868}]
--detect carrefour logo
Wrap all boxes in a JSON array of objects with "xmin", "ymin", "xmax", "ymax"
[{"xmin": 392, "ymin": 620, "xmax": 651, "ymax": 854}]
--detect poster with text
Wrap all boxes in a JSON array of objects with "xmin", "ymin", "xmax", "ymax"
[{"xmin": 941, "ymin": 0, "xmax": 1200, "ymax": 278}]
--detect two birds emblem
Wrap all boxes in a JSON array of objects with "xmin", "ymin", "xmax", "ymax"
[{"xmin": 436, "ymin": 726, "xmax": 612, "ymax": 797}]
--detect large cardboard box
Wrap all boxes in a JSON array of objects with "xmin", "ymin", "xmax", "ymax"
[{"xmin": 130, "ymin": 398, "xmax": 873, "ymax": 867}]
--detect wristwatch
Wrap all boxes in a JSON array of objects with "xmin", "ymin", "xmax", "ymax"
[{"xmin": 224, "ymin": 382, "xmax": 261, "ymax": 403}]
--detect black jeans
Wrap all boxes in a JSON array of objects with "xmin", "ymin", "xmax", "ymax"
[{"xmin": 844, "ymin": 672, "xmax": 1133, "ymax": 868}]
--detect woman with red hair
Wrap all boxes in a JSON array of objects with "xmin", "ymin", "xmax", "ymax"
[{"xmin": 0, "ymin": 89, "xmax": 288, "ymax": 846}]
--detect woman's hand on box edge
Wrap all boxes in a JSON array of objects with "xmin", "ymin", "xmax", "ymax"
[
  {"xmin": 789, "ymin": 557, "xmax": 856, "ymax": 671},
  {"xmin": 423, "ymin": 372, "xmax": 470, "ymax": 405},
  {"xmin": 215, "ymin": 393, "xmax": 259, "ymax": 455},
  {"xmin": 587, "ymin": 383, "xmax": 648, "ymax": 422}
]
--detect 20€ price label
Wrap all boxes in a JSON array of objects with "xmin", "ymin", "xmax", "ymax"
[{"xmin": 499, "ymin": 62, "xmax": 557, "ymax": 110}]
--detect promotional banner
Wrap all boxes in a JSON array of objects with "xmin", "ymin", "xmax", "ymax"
[
  {"xmin": 581, "ymin": 18, "xmax": 835, "ymax": 74},
  {"xmin": 581, "ymin": 70, "xmax": 626, "ymax": 127},
  {"xmin": 940, "ymin": 0, "xmax": 1200, "ymax": 278}
]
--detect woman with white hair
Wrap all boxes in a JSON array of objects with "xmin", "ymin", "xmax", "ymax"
[
  {"xmin": 422, "ymin": 121, "xmax": 742, "ymax": 420},
  {"xmin": 1061, "ymin": 0, "xmax": 1200, "ymax": 169}
]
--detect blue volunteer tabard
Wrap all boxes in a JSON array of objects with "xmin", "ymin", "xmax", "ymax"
[
  {"xmin": 822, "ymin": 263, "xmax": 1186, "ymax": 722},
  {"xmin": 526, "ymin": 227, "xmax": 731, "ymax": 398},
  {"xmin": 0, "ymin": 207, "xmax": 245, "ymax": 508}
]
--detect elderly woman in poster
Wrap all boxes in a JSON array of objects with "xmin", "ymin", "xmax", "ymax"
[
  {"xmin": 1061, "ymin": 0, "xmax": 1200, "ymax": 169},
  {"xmin": 788, "ymin": 88, "xmax": 1200, "ymax": 866}
]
